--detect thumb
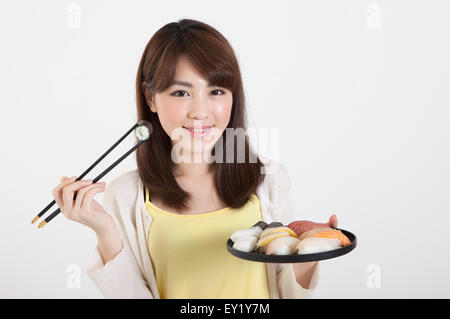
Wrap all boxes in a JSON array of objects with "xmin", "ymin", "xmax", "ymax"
[{"xmin": 328, "ymin": 214, "xmax": 338, "ymax": 228}]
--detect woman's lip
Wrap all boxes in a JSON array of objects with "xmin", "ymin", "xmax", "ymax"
[
  {"xmin": 183, "ymin": 126, "xmax": 212, "ymax": 137},
  {"xmin": 183, "ymin": 125, "xmax": 213, "ymax": 129}
]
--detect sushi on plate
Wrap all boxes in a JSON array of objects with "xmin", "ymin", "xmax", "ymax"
[
  {"xmin": 230, "ymin": 226, "xmax": 263, "ymax": 242},
  {"xmin": 296, "ymin": 228, "xmax": 351, "ymax": 254},
  {"xmin": 296, "ymin": 237, "xmax": 342, "ymax": 254},
  {"xmin": 265, "ymin": 236, "xmax": 300, "ymax": 255},
  {"xmin": 232, "ymin": 236, "xmax": 258, "ymax": 253}
]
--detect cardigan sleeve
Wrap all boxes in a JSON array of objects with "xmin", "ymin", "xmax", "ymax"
[
  {"xmin": 277, "ymin": 262, "xmax": 320, "ymax": 298},
  {"xmin": 272, "ymin": 161, "xmax": 320, "ymax": 298},
  {"xmin": 84, "ymin": 177, "xmax": 154, "ymax": 298}
]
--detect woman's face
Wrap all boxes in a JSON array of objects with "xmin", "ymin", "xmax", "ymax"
[{"xmin": 145, "ymin": 55, "xmax": 233, "ymax": 158}]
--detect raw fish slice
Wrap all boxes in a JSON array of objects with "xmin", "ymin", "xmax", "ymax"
[
  {"xmin": 296, "ymin": 237, "xmax": 341, "ymax": 254},
  {"xmin": 288, "ymin": 215, "xmax": 338, "ymax": 236},
  {"xmin": 265, "ymin": 236, "xmax": 300, "ymax": 255},
  {"xmin": 289, "ymin": 221, "xmax": 329, "ymax": 237},
  {"xmin": 256, "ymin": 231, "xmax": 290, "ymax": 248},
  {"xmin": 298, "ymin": 227, "xmax": 333, "ymax": 240},
  {"xmin": 232, "ymin": 236, "xmax": 257, "ymax": 252},
  {"xmin": 259, "ymin": 226, "xmax": 297, "ymax": 238},
  {"xmin": 309, "ymin": 229, "xmax": 351, "ymax": 247}
]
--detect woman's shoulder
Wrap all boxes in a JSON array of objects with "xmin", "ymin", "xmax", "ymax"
[
  {"xmin": 106, "ymin": 169, "xmax": 139, "ymax": 189},
  {"xmin": 104, "ymin": 162, "xmax": 291, "ymax": 206},
  {"xmin": 103, "ymin": 169, "xmax": 140, "ymax": 203},
  {"xmin": 256, "ymin": 155, "xmax": 292, "ymax": 214}
]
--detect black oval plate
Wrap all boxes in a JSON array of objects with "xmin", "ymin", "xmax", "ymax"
[{"xmin": 227, "ymin": 228, "xmax": 357, "ymax": 263}]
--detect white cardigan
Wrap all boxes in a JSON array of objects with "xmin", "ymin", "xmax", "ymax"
[{"xmin": 85, "ymin": 156, "xmax": 320, "ymax": 298}]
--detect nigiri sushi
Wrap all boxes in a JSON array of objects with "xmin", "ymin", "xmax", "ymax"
[
  {"xmin": 298, "ymin": 227, "xmax": 333, "ymax": 240},
  {"xmin": 288, "ymin": 221, "xmax": 328, "ymax": 237},
  {"xmin": 288, "ymin": 215, "xmax": 338, "ymax": 236},
  {"xmin": 232, "ymin": 236, "xmax": 257, "ymax": 253},
  {"xmin": 296, "ymin": 237, "xmax": 341, "ymax": 254},
  {"xmin": 259, "ymin": 226, "xmax": 297, "ymax": 239},
  {"xmin": 230, "ymin": 226, "xmax": 263, "ymax": 242},
  {"xmin": 308, "ymin": 229, "xmax": 351, "ymax": 247},
  {"xmin": 256, "ymin": 231, "xmax": 291, "ymax": 249},
  {"xmin": 265, "ymin": 236, "xmax": 300, "ymax": 255}
]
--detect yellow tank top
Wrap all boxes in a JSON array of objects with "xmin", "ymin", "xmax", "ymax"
[{"xmin": 144, "ymin": 188, "xmax": 270, "ymax": 299}]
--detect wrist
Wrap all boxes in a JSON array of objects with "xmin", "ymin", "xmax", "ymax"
[
  {"xmin": 92, "ymin": 219, "xmax": 117, "ymax": 237},
  {"xmin": 293, "ymin": 261, "xmax": 318, "ymax": 289},
  {"xmin": 93, "ymin": 222, "xmax": 123, "ymax": 265}
]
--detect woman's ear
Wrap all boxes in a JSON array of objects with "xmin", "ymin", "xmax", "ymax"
[{"xmin": 141, "ymin": 82, "xmax": 157, "ymax": 113}]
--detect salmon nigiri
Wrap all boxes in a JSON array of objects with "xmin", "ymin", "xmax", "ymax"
[{"xmin": 308, "ymin": 229, "xmax": 351, "ymax": 247}]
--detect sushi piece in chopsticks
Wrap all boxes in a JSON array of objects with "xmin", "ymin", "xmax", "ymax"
[
  {"xmin": 265, "ymin": 236, "xmax": 300, "ymax": 255},
  {"xmin": 135, "ymin": 124, "xmax": 151, "ymax": 141},
  {"xmin": 296, "ymin": 237, "xmax": 341, "ymax": 254}
]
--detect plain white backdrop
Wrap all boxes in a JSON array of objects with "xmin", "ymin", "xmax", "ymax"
[{"xmin": 0, "ymin": 0, "xmax": 449, "ymax": 298}]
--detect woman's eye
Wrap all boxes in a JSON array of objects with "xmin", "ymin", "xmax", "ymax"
[
  {"xmin": 171, "ymin": 89, "xmax": 225, "ymax": 97},
  {"xmin": 211, "ymin": 89, "xmax": 225, "ymax": 96},
  {"xmin": 171, "ymin": 90, "xmax": 188, "ymax": 97}
]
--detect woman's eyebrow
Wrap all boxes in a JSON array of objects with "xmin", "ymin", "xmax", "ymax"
[{"xmin": 170, "ymin": 80, "xmax": 216, "ymax": 88}]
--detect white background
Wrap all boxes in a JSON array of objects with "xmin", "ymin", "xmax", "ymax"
[{"xmin": 0, "ymin": 0, "xmax": 449, "ymax": 298}]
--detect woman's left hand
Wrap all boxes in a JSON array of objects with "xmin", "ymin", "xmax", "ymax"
[{"xmin": 288, "ymin": 214, "xmax": 338, "ymax": 237}]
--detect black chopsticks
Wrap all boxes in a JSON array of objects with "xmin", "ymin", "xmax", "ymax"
[{"xmin": 31, "ymin": 120, "xmax": 153, "ymax": 228}]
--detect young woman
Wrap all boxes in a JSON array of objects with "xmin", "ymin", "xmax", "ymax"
[{"xmin": 52, "ymin": 19, "xmax": 338, "ymax": 299}]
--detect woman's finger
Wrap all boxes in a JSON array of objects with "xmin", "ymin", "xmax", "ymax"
[
  {"xmin": 328, "ymin": 214, "xmax": 338, "ymax": 228},
  {"xmin": 62, "ymin": 180, "xmax": 93, "ymax": 213},
  {"xmin": 80, "ymin": 183, "xmax": 106, "ymax": 211},
  {"xmin": 52, "ymin": 176, "xmax": 77, "ymax": 207},
  {"xmin": 73, "ymin": 183, "xmax": 102, "ymax": 210},
  {"xmin": 53, "ymin": 176, "xmax": 76, "ymax": 195}
]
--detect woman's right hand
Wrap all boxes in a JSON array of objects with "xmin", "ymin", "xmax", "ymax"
[{"xmin": 52, "ymin": 176, "xmax": 114, "ymax": 234}]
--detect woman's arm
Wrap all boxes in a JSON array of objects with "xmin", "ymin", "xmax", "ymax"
[
  {"xmin": 293, "ymin": 261, "xmax": 318, "ymax": 289},
  {"xmin": 95, "ymin": 222, "xmax": 124, "ymax": 265},
  {"xmin": 85, "ymin": 173, "xmax": 155, "ymax": 298}
]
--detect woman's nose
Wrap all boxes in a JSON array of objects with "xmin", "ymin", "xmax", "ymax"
[{"xmin": 188, "ymin": 95, "xmax": 210, "ymax": 119}]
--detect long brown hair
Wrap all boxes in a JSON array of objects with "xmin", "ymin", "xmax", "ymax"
[{"xmin": 135, "ymin": 18, "xmax": 265, "ymax": 212}]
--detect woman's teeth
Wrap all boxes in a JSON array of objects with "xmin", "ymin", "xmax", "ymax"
[{"xmin": 184, "ymin": 127, "xmax": 211, "ymax": 132}]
